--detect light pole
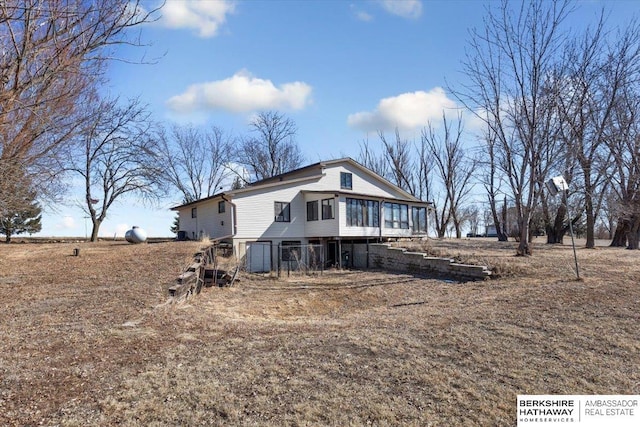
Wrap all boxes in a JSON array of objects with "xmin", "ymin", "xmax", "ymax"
[{"xmin": 546, "ymin": 176, "xmax": 580, "ymax": 280}]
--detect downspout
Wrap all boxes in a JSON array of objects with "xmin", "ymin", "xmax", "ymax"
[
  {"xmin": 221, "ymin": 194, "xmax": 237, "ymax": 237},
  {"xmin": 221, "ymin": 194, "xmax": 237, "ymax": 255}
]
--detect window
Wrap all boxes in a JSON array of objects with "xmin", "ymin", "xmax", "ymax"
[
  {"xmin": 384, "ymin": 202, "xmax": 409, "ymax": 229},
  {"xmin": 218, "ymin": 201, "xmax": 225, "ymax": 213},
  {"xmin": 307, "ymin": 200, "xmax": 318, "ymax": 221},
  {"xmin": 412, "ymin": 206, "xmax": 428, "ymax": 233},
  {"xmin": 321, "ymin": 198, "xmax": 335, "ymax": 219},
  {"xmin": 340, "ymin": 172, "xmax": 352, "ymax": 190},
  {"xmin": 346, "ymin": 198, "xmax": 379, "ymax": 227},
  {"xmin": 191, "ymin": 207, "xmax": 197, "ymax": 218},
  {"xmin": 274, "ymin": 201, "xmax": 290, "ymax": 222}
]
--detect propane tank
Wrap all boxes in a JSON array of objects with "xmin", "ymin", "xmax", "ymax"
[{"xmin": 125, "ymin": 226, "xmax": 147, "ymax": 244}]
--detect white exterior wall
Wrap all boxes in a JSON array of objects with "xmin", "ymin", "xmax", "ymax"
[
  {"xmin": 318, "ymin": 164, "xmax": 409, "ymax": 199},
  {"xmin": 178, "ymin": 209, "xmax": 197, "ymax": 239},
  {"xmin": 175, "ymin": 160, "xmax": 428, "ymax": 244},
  {"xmin": 336, "ymin": 195, "xmax": 380, "ymax": 238},
  {"xmin": 233, "ymin": 181, "xmax": 309, "ymax": 240},
  {"xmin": 177, "ymin": 197, "xmax": 232, "ymax": 240},
  {"xmin": 303, "ymin": 193, "xmax": 339, "ymax": 237}
]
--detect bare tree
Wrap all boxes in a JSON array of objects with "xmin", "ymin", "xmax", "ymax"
[
  {"xmin": 607, "ymin": 79, "xmax": 640, "ymax": 249},
  {"xmin": 421, "ymin": 113, "xmax": 475, "ymax": 239},
  {"xmin": 415, "ymin": 134, "xmax": 434, "ymax": 203},
  {"xmin": 553, "ymin": 17, "xmax": 640, "ymax": 248},
  {"xmin": 0, "ymin": 0, "xmax": 158, "ymax": 207},
  {"xmin": 158, "ymin": 124, "xmax": 232, "ymax": 203},
  {"xmin": 597, "ymin": 187, "xmax": 620, "ymax": 240},
  {"xmin": 358, "ymin": 130, "xmax": 420, "ymax": 197},
  {"xmin": 479, "ymin": 125, "xmax": 509, "ymax": 241},
  {"xmin": 238, "ymin": 111, "xmax": 304, "ymax": 181},
  {"xmin": 378, "ymin": 129, "xmax": 416, "ymax": 195},
  {"xmin": 456, "ymin": 0, "xmax": 573, "ymax": 255},
  {"xmin": 67, "ymin": 97, "xmax": 163, "ymax": 241},
  {"xmin": 462, "ymin": 204, "xmax": 481, "ymax": 236},
  {"xmin": 357, "ymin": 138, "xmax": 389, "ymax": 179}
]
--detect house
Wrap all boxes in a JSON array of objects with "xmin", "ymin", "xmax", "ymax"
[
  {"xmin": 485, "ymin": 224, "xmax": 498, "ymax": 238},
  {"xmin": 171, "ymin": 158, "xmax": 433, "ymax": 271}
]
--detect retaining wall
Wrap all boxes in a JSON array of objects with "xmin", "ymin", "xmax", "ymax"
[{"xmin": 368, "ymin": 243, "xmax": 491, "ymax": 281}]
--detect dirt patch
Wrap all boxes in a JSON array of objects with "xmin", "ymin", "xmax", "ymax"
[{"xmin": 0, "ymin": 239, "xmax": 638, "ymax": 426}]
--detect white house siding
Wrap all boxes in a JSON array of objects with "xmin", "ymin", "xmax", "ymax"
[
  {"xmin": 201, "ymin": 199, "xmax": 233, "ymax": 239},
  {"xmin": 303, "ymin": 192, "xmax": 339, "ymax": 237},
  {"xmin": 320, "ymin": 163, "xmax": 410, "ymax": 199},
  {"xmin": 178, "ymin": 209, "xmax": 197, "ymax": 239},
  {"xmin": 174, "ymin": 159, "xmax": 429, "ymax": 257},
  {"xmin": 178, "ymin": 198, "xmax": 232, "ymax": 240},
  {"xmin": 233, "ymin": 181, "xmax": 311, "ymax": 241}
]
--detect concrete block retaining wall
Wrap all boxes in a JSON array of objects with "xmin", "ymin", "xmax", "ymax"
[{"xmin": 368, "ymin": 243, "xmax": 491, "ymax": 281}]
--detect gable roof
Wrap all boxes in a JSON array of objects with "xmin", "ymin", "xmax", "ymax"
[
  {"xmin": 247, "ymin": 158, "xmax": 419, "ymax": 200},
  {"xmin": 171, "ymin": 157, "xmax": 426, "ymax": 210}
]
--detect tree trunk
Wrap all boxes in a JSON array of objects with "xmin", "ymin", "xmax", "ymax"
[
  {"xmin": 493, "ymin": 197, "xmax": 508, "ymax": 241},
  {"xmin": 628, "ymin": 231, "xmax": 639, "ymax": 249},
  {"xmin": 584, "ymin": 193, "xmax": 595, "ymax": 248},
  {"xmin": 4, "ymin": 234, "xmax": 11, "ymax": 243},
  {"xmin": 626, "ymin": 215, "xmax": 640, "ymax": 250},
  {"xmin": 516, "ymin": 218, "xmax": 532, "ymax": 256},
  {"xmin": 546, "ymin": 227, "xmax": 565, "ymax": 244},
  {"xmin": 608, "ymin": 216, "xmax": 615, "ymax": 240},
  {"xmin": 90, "ymin": 219, "xmax": 102, "ymax": 242},
  {"xmin": 546, "ymin": 203, "xmax": 567, "ymax": 244},
  {"xmin": 610, "ymin": 218, "xmax": 629, "ymax": 247}
]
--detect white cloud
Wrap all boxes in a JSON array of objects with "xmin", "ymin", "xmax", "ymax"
[
  {"xmin": 159, "ymin": 0, "xmax": 235, "ymax": 38},
  {"xmin": 464, "ymin": 108, "xmax": 489, "ymax": 136},
  {"xmin": 347, "ymin": 87, "xmax": 457, "ymax": 132},
  {"xmin": 379, "ymin": 0, "xmax": 422, "ymax": 19},
  {"xmin": 167, "ymin": 70, "xmax": 313, "ymax": 114},
  {"xmin": 350, "ymin": 4, "xmax": 373, "ymax": 22},
  {"xmin": 56, "ymin": 216, "xmax": 76, "ymax": 230}
]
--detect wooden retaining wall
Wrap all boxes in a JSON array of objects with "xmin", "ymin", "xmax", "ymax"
[
  {"xmin": 168, "ymin": 245, "xmax": 239, "ymax": 301},
  {"xmin": 168, "ymin": 246, "xmax": 214, "ymax": 301}
]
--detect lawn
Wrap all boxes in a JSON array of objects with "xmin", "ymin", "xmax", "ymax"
[{"xmin": 0, "ymin": 238, "xmax": 638, "ymax": 426}]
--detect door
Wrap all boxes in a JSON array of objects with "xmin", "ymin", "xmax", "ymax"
[
  {"xmin": 326, "ymin": 241, "xmax": 338, "ymax": 267},
  {"xmin": 246, "ymin": 241, "xmax": 272, "ymax": 273}
]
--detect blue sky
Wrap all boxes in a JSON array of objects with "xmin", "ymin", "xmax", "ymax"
[{"xmin": 37, "ymin": 0, "xmax": 640, "ymax": 238}]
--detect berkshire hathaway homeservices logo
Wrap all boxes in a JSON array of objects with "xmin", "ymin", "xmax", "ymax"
[
  {"xmin": 518, "ymin": 397, "xmax": 577, "ymax": 424},
  {"xmin": 517, "ymin": 395, "xmax": 639, "ymax": 426}
]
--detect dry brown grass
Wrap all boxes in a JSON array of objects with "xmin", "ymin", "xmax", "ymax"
[{"xmin": 0, "ymin": 238, "xmax": 638, "ymax": 426}]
